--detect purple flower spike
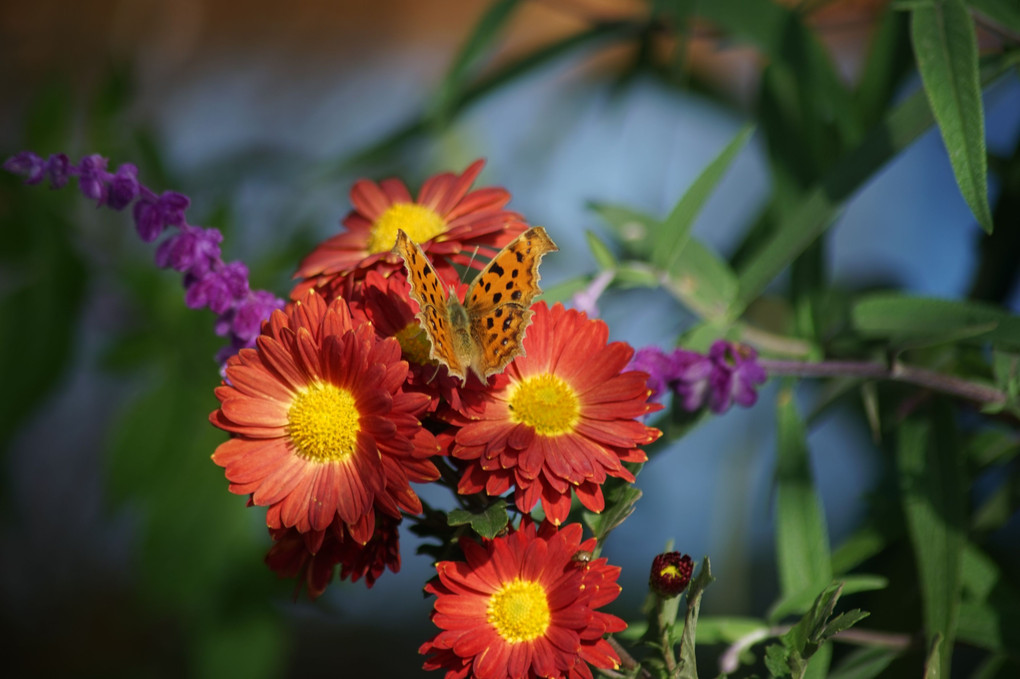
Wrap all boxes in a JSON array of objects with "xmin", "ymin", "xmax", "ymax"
[
  {"xmin": 186, "ymin": 261, "xmax": 250, "ymax": 314},
  {"xmin": 707, "ymin": 341, "xmax": 768, "ymax": 414},
  {"xmin": 5, "ymin": 149, "xmax": 287, "ymax": 367},
  {"xmin": 46, "ymin": 154, "xmax": 71, "ymax": 188},
  {"xmin": 107, "ymin": 163, "xmax": 140, "ymax": 210},
  {"xmin": 135, "ymin": 191, "xmax": 191, "ymax": 242},
  {"xmin": 627, "ymin": 347, "xmax": 675, "ymax": 401},
  {"xmin": 156, "ymin": 224, "xmax": 223, "ymax": 276},
  {"xmin": 78, "ymin": 154, "xmax": 109, "ymax": 205},
  {"xmin": 673, "ymin": 349, "xmax": 714, "ymax": 412},
  {"xmin": 4, "ymin": 151, "xmax": 47, "ymax": 184},
  {"xmin": 226, "ymin": 291, "xmax": 285, "ymax": 344}
]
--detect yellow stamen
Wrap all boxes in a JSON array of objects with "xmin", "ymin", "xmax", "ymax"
[
  {"xmin": 659, "ymin": 564, "xmax": 683, "ymax": 578},
  {"xmin": 487, "ymin": 578, "xmax": 551, "ymax": 644},
  {"xmin": 508, "ymin": 373, "xmax": 580, "ymax": 436},
  {"xmin": 367, "ymin": 203, "xmax": 446, "ymax": 253},
  {"xmin": 287, "ymin": 381, "xmax": 360, "ymax": 462}
]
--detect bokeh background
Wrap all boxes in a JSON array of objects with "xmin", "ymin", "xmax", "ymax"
[{"xmin": 2, "ymin": 0, "xmax": 1019, "ymax": 676}]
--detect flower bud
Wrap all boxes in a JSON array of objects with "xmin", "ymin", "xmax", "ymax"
[{"xmin": 649, "ymin": 551, "xmax": 693, "ymax": 598}]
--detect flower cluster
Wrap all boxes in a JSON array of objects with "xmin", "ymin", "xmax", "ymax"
[
  {"xmin": 3, "ymin": 151, "xmax": 284, "ymax": 363},
  {"xmin": 629, "ymin": 340, "xmax": 768, "ymax": 413},
  {"xmin": 8, "ymin": 153, "xmax": 666, "ymax": 677}
]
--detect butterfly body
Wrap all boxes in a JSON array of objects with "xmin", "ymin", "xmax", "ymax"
[{"xmin": 394, "ymin": 227, "xmax": 558, "ymax": 384}]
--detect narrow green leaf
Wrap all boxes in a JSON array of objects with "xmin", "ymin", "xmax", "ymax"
[
  {"xmin": 584, "ymin": 230, "xmax": 617, "ymax": 270},
  {"xmin": 588, "ymin": 201, "xmax": 656, "ymax": 259},
  {"xmin": 852, "ymin": 293, "xmax": 1020, "ymax": 350},
  {"xmin": 677, "ymin": 557, "xmax": 714, "ymax": 679},
  {"xmin": 896, "ymin": 409, "xmax": 966, "ymax": 677},
  {"xmin": 330, "ymin": 20, "xmax": 642, "ymax": 172},
  {"xmin": 957, "ymin": 601, "xmax": 1020, "ymax": 653},
  {"xmin": 827, "ymin": 646, "xmax": 900, "ymax": 679},
  {"xmin": 652, "ymin": 125, "xmax": 754, "ymax": 272},
  {"xmin": 911, "ymin": 0, "xmax": 993, "ymax": 232},
  {"xmin": 924, "ymin": 634, "xmax": 943, "ymax": 679},
  {"xmin": 432, "ymin": 0, "xmax": 522, "ymax": 121},
  {"xmin": 663, "ymin": 238, "xmax": 740, "ymax": 320},
  {"xmin": 770, "ymin": 575, "xmax": 887, "ymax": 621},
  {"xmin": 968, "ymin": 0, "xmax": 1020, "ymax": 35},
  {"xmin": 694, "ymin": 616, "xmax": 768, "ymax": 644},
  {"xmin": 732, "ymin": 51, "xmax": 1020, "ymax": 312},
  {"xmin": 539, "ymin": 276, "xmax": 591, "ymax": 305},
  {"xmin": 775, "ymin": 388, "xmax": 833, "ymax": 599}
]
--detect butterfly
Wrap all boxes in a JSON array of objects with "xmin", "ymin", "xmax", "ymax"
[{"xmin": 393, "ymin": 226, "xmax": 558, "ymax": 384}]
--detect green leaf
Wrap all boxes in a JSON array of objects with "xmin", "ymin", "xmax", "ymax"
[
  {"xmin": 896, "ymin": 408, "xmax": 966, "ymax": 677},
  {"xmin": 911, "ymin": 0, "xmax": 993, "ymax": 232},
  {"xmin": 770, "ymin": 575, "xmax": 888, "ymax": 621},
  {"xmin": 677, "ymin": 557, "xmax": 714, "ymax": 679},
  {"xmin": 732, "ymin": 51, "xmax": 1020, "ymax": 313},
  {"xmin": 774, "ymin": 388, "xmax": 832, "ymax": 602},
  {"xmin": 827, "ymin": 646, "xmax": 901, "ymax": 679},
  {"xmin": 662, "ymin": 238, "xmax": 740, "ymax": 320},
  {"xmin": 583, "ymin": 482, "xmax": 642, "ymax": 543},
  {"xmin": 588, "ymin": 201, "xmax": 656, "ymax": 259},
  {"xmin": 694, "ymin": 616, "xmax": 768, "ymax": 644},
  {"xmin": 924, "ymin": 634, "xmax": 943, "ymax": 679},
  {"xmin": 852, "ymin": 293, "xmax": 1020, "ymax": 350},
  {"xmin": 957, "ymin": 601, "xmax": 1020, "ymax": 654},
  {"xmin": 447, "ymin": 499, "xmax": 509, "ymax": 539},
  {"xmin": 331, "ymin": 20, "xmax": 643, "ymax": 172},
  {"xmin": 769, "ymin": 583, "xmax": 870, "ymax": 679},
  {"xmin": 854, "ymin": 7, "xmax": 913, "ymax": 129},
  {"xmin": 584, "ymin": 230, "xmax": 617, "ymax": 270},
  {"xmin": 968, "ymin": 0, "xmax": 1020, "ymax": 35},
  {"xmin": 431, "ymin": 0, "xmax": 522, "ymax": 122},
  {"xmin": 652, "ymin": 125, "xmax": 754, "ymax": 273}
]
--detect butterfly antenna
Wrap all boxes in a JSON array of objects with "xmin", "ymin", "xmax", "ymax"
[
  {"xmin": 464, "ymin": 245, "xmax": 482, "ymax": 273},
  {"xmin": 426, "ymin": 363, "xmax": 442, "ymax": 384}
]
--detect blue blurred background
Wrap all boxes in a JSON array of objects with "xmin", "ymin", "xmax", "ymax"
[{"xmin": 2, "ymin": 1, "xmax": 1019, "ymax": 676}]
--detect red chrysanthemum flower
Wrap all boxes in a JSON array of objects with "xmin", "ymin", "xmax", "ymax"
[
  {"xmin": 348, "ymin": 269, "xmax": 491, "ymax": 417},
  {"xmin": 420, "ymin": 520, "xmax": 626, "ymax": 679},
  {"xmin": 210, "ymin": 291, "xmax": 441, "ymax": 544},
  {"xmin": 292, "ymin": 159, "xmax": 525, "ymax": 298},
  {"xmin": 451, "ymin": 302, "xmax": 662, "ymax": 525},
  {"xmin": 266, "ymin": 514, "xmax": 402, "ymax": 599}
]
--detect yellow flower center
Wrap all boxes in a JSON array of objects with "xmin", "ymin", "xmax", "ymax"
[
  {"xmin": 394, "ymin": 322, "xmax": 434, "ymax": 366},
  {"xmin": 659, "ymin": 564, "xmax": 683, "ymax": 578},
  {"xmin": 508, "ymin": 373, "xmax": 580, "ymax": 436},
  {"xmin": 367, "ymin": 202, "xmax": 447, "ymax": 253},
  {"xmin": 487, "ymin": 578, "xmax": 551, "ymax": 644},
  {"xmin": 287, "ymin": 381, "xmax": 360, "ymax": 463}
]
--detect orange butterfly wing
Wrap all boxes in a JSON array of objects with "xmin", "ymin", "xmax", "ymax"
[
  {"xmin": 393, "ymin": 230, "xmax": 466, "ymax": 377},
  {"xmin": 464, "ymin": 226, "xmax": 558, "ymax": 379}
]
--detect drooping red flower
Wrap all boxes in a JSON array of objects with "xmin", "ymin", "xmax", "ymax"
[
  {"xmin": 210, "ymin": 291, "xmax": 440, "ymax": 544},
  {"xmin": 266, "ymin": 514, "xmax": 402, "ymax": 600},
  {"xmin": 451, "ymin": 302, "xmax": 662, "ymax": 524},
  {"xmin": 420, "ymin": 520, "xmax": 626, "ymax": 679},
  {"xmin": 292, "ymin": 159, "xmax": 525, "ymax": 298}
]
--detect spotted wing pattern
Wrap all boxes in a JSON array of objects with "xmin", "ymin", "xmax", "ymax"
[
  {"xmin": 393, "ymin": 230, "xmax": 465, "ymax": 377},
  {"xmin": 464, "ymin": 226, "xmax": 558, "ymax": 378}
]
